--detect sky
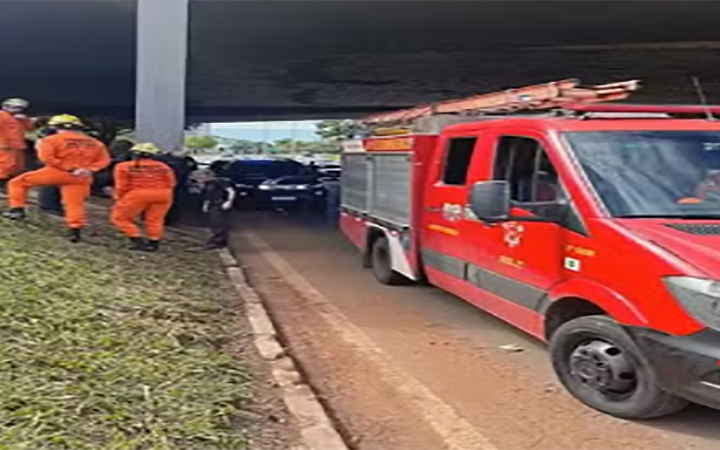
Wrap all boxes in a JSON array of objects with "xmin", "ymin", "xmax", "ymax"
[{"xmin": 211, "ymin": 121, "xmax": 320, "ymax": 142}]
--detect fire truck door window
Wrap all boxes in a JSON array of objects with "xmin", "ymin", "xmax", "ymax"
[
  {"xmin": 442, "ymin": 137, "xmax": 477, "ymax": 185},
  {"xmin": 494, "ymin": 136, "xmax": 561, "ymax": 205}
]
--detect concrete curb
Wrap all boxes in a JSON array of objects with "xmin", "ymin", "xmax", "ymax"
[{"xmin": 218, "ymin": 248, "xmax": 348, "ymax": 450}]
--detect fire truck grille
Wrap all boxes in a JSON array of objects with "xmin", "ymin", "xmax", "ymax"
[{"xmin": 665, "ymin": 223, "xmax": 720, "ymax": 236}]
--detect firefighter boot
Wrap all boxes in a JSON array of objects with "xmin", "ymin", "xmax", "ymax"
[
  {"xmin": 128, "ymin": 237, "xmax": 148, "ymax": 252},
  {"xmin": 2, "ymin": 207, "xmax": 26, "ymax": 220},
  {"xmin": 67, "ymin": 228, "xmax": 82, "ymax": 243},
  {"xmin": 0, "ymin": 179, "xmax": 7, "ymax": 194},
  {"xmin": 146, "ymin": 240, "xmax": 160, "ymax": 253}
]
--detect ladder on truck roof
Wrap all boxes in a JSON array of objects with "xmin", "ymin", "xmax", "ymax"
[{"xmin": 361, "ymin": 78, "xmax": 641, "ymax": 126}]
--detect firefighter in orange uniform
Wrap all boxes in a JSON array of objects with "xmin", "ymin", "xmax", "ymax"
[
  {"xmin": 0, "ymin": 98, "xmax": 32, "ymax": 185},
  {"xmin": 111, "ymin": 143, "xmax": 176, "ymax": 252},
  {"xmin": 3, "ymin": 114, "xmax": 110, "ymax": 242}
]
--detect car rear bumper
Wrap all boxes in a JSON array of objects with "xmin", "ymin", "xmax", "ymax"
[{"xmin": 628, "ymin": 327, "xmax": 720, "ymax": 409}]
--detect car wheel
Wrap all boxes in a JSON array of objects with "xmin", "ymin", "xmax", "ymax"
[
  {"xmin": 550, "ymin": 315, "xmax": 688, "ymax": 419},
  {"xmin": 371, "ymin": 237, "xmax": 406, "ymax": 286}
]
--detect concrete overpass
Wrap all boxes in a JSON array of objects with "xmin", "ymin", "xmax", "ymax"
[{"xmin": 3, "ymin": 0, "xmax": 720, "ymax": 147}]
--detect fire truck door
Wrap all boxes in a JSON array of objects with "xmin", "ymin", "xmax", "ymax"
[
  {"xmin": 463, "ymin": 131, "xmax": 567, "ymax": 327},
  {"xmin": 422, "ymin": 136, "xmax": 478, "ymax": 280}
]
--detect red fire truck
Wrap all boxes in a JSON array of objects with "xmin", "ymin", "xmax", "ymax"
[{"xmin": 340, "ymin": 79, "xmax": 720, "ymax": 419}]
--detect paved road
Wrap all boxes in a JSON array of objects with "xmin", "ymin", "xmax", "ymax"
[{"xmin": 231, "ymin": 212, "xmax": 720, "ymax": 450}]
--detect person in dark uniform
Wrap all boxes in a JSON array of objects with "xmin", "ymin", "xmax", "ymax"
[
  {"xmin": 92, "ymin": 138, "xmax": 134, "ymax": 197},
  {"xmin": 157, "ymin": 150, "xmax": 196, "ymax": 226},
  {"xmin": 193, "ymin": 168, "xmax": 236, "ymax": 249},
  {"xmin": 209, "ymin": 159, "xmax": 231, "ymax": 176},
  {"xmin": 184, "ymin": 155, "xmax": 199, "ymax": 173}
]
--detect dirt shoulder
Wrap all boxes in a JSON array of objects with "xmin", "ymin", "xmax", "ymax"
[
  {"xmin": 233, "ymin": 233, "xmax": 448, "ymax": 450},
  {"xmin": 0, "ymin": 207, "xmax": 298, "ymax": 450}
]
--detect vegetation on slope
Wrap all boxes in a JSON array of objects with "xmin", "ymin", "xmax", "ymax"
[{"xmin": 0, "ymin": 219, "xmax": 252, "ymax": 450}]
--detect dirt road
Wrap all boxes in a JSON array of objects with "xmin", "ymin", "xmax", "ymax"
[{"xmin": 231, "ymin": 213, "xmax": 720, "ymax": 450}]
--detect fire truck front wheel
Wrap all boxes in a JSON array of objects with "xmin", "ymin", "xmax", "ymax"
[
  {"xmin": 371, "ymin": 237, "xmax": 406, "ymax": 286},
  {"xmin": 550, "ymin": 315, "xmax": 688, "ymax": 419}
]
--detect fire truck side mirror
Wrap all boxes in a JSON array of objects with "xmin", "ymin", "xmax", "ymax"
[{"xmin": 468, "ymin": 181, "xmax": 511, "ymax": 221}]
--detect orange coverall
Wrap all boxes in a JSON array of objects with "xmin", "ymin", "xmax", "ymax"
[
  {"xmin": 111, "ymin": 159, "xmax": 176, "ymax": 240},
  {"xmin": 0, "ymin": 111, "xmax": 30, "ymax": 179},
  {"xmin": 8, "ymin": 131, "xmax": 110, "ymax": 229}
]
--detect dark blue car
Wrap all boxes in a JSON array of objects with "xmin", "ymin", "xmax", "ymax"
[{"xmin": 221, "ymin": 159, "xmax": 318, "ymax": 210}]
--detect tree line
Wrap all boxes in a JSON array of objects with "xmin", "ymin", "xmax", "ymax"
[{"xmin": 185, "ymin": 120, "xmax": 355, "ymax": 155}]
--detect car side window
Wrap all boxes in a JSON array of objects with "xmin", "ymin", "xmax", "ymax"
[
  {"xmin": 442, "ymin": 137, "xmax": 477, "ymax": 185},
  {"xmin": 493, "ymin": 136, "xmax": 561, "ymax": 203}
]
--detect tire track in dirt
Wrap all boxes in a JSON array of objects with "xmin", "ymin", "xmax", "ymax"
[{"xmin": 242, "ymin": 230, "xmax": 498, "ymax": 450}]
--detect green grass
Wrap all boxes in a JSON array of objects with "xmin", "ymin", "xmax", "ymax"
[{"xmin": 0, "ymin": 219, "xmax": 252, "ymax": 449}]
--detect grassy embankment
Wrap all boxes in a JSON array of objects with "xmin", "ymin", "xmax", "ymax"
[{"xmin": 0, "ymin": 217, "xmax": 254, "ymax": 449}]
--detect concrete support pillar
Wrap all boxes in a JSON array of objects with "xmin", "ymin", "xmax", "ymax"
[{"xmin": 135, "ymin": 0, "xmax": 189, "ymax": 152}]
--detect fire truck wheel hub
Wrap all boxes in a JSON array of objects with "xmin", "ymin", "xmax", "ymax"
[{"xmin": 569, "ymin": 340, "xmax": 637, "ymax": 395}]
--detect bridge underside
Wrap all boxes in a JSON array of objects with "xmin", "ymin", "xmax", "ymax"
[{"xmin": 3, "ymin": 1, "xmax": 720, "ymax": 122}]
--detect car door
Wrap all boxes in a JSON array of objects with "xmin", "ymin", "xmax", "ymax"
[{"xmin": 462, "ymin": 129, "xmax": 569, "ymax": 333}]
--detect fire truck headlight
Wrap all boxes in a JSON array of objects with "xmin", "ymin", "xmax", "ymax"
[{"xmin": 665, "ymin": 277, "xmax": 720, "ymax": 330}]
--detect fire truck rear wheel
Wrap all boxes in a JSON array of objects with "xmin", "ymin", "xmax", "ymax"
[
  {"xmin": 371, "ymin": 237, "xmax": 406, "ymax": 286},
  {"xmin": 550, "ymin": 315, "xmax": 688, "ymax": 419}
]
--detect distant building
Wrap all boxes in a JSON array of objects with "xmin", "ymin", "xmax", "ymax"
[{"xmin": 186, "ymin": 123, "xmax": 212, "ymax": 136}]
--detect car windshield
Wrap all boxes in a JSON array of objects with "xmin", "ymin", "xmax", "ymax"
[
  {"xmin": 225, "ymin": 161, "xmax": 306, "ymax": 182},
  {"xmin": 275, "ymin": 176, "xmax": 316, "ymax": 185},
  {"xmin": 565, "ymin": 131, "xmax": 720, "ymax": 218}
]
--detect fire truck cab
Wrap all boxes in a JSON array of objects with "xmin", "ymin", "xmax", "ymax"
[{"xmin": 340, "ymin": 80, "xmax": 720, "ymax": 419}]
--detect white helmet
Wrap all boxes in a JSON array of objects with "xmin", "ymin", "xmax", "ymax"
[{"xmin": 2, "ymin": 98, "xmax": 29, "ymax": 113}]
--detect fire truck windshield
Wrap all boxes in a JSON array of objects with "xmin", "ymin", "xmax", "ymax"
[{"xmin": 565, "ymin": 131, "xmax": 720, "ymax": 218}]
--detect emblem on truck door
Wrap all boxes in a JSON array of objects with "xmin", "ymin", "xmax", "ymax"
[
  {"xmin": 442, "ymin": 203, "xmax": 464, "ymax": 222},
  {"xmin": 502, "ymin": 222, "xmax": 524, "ymax": 248}
]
